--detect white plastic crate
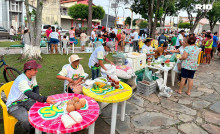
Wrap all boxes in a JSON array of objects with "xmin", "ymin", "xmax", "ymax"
[
  {"xmin": 127, "ymin": 53, "xmax": 146, "ymax": 72},
  {"xmin": 85, "ymin": 47, "xmax": 93, "ymax": 53}
]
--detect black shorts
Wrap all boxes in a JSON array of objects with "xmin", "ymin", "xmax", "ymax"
[{"xmin": 181, "ymin": 68, "xmax": 196, "ymax": 79}]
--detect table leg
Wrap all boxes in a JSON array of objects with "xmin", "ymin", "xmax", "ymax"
[
  {"xmin": 111, "ymin": 103, "xmax": 118, "ymax": 134},
  {"xmin": 121, "ymin": 101, "xmax": 126, "ymax": 121},
  {"xmin": 163, "ymin": 71, "xmax": 168, "ymax": 86},
  {"xmin": 35, "ymin": 128, "xmax": 42, "ymax": 134},
  {"xmin": 72, "ymin": 44, "xmax": 74, "ymax": 53},
  {"xmin": 171, "ymin": 69, "xmax": 176, "ymax": 86},
  {"xmin": 88, "ymin": 122, "xmax": 95, "ymax": 134}
]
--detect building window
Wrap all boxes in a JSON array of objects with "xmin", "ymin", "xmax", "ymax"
[{"xmin": 10, "ymin": 0, "xmax": 21, "ymax": 12}]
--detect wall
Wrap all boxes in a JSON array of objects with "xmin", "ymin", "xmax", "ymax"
[
  {"xmin": 202, "ymin": 24, "xmax": 219, "ymax": 33},
  {"xmin": 61, "ymin": 18, "xmax": 72, "ymax": 30},
  {"xmin": 29, "ymin": 0, "xmax": 61, "ymax": 25},
  {"xmin": 101, "ymin": 14, "xmax": 115, "ymax": 28}
]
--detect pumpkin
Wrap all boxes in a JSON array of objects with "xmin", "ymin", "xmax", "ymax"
[
  {"xmin": 79, "ymin": 99, "xmax": 86, "ymax": 107},
  {"xmin": 72, "ymin": 97, "xmax": 79, "ymax": 102},
  {"xmin": 66, "ymin": 104, "xmax": 75, "ymax": 113},
  {"xmin": 74, "ymin": 102, "xmax": 82, "ymax": 110}
]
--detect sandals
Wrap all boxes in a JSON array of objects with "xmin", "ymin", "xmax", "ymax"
[
  {"xmin": 185, "ymin": 92, "xmax": 191, "ymax": 96},
  {"xmin": 176, "ymin": 90, "xmax": 182, "ymax": 94}
]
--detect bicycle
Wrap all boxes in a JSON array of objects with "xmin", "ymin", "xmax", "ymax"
[{"xmin": 0, "ymin": 55, "xmax": 21, "ymax": 82}]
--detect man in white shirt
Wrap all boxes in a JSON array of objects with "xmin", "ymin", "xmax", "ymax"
[
  {"xmin": 6, "ymin": 60, "xmax": 55, "ymax": 134},
  {"xmin": 91, "ymin": 29, "xmax": 96, "ymax": 42},
  {"xmin": 88, "ymin": 42, "xmax": 115, "ymax": 80},
  {"xmin": 130, "ymin": 29, "xmax": 139, "ymax": 52},
  {"xmin": 10, "ymin": 26, "xmax": 15, "ymax": 42},
  {"xmin": 176, "ymin": 30, "xmax": 185, "ymax": 49}
]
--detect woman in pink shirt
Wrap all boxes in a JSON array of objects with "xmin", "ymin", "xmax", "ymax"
[
  {"xmin": 46, "ymin": 26, "xmax": 52, "ymax": 52},
  {"xmin": 69, "ymin": 27, "xmax": 76, "ymax": 50}
]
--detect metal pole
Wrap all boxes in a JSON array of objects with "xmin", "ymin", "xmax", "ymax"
[
  {"xmin": 130, "ymin": 9, "xmax": 133, "ymax": 29},
  {"xmin": 106, "ymin": 0, "xmax": 111, "ymax": 29}
]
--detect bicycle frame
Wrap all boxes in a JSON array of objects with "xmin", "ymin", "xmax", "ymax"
[
  {"xmin": 0, "ymin": 59, "xmax": 7, "ymax": 68},
  {"xmin": 0, "ymin": 58, "xmax": 18, "ymax": 81}
]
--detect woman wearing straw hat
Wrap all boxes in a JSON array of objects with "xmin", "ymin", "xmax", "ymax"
[{"xmin": 56, "ymin": 54, "xmax": 88, "ymax": 93}]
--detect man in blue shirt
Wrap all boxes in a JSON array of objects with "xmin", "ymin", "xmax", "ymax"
[{"xmin": 212, "ymin": 32, "xmax": 218, "ymax": 58}]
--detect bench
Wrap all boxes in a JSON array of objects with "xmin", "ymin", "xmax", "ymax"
[
  {"xmin": 10, "ymin": 44, "xmax": 24, "ymax": 53},
  {"xmin": 9, "ymin": 41, "xmax": 48, "ymax": 54}
]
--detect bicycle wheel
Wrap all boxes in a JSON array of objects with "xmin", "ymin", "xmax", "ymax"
[{"xmin": 3, "ymin": 67, "xmax": 21, "ymax": 82}]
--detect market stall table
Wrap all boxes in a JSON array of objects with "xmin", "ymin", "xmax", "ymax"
[
  {"xmin": 29, "ymin": 93, "xmax": 99, "ymax": 134},
  {"xmin": 146, "ymin": 63, "xmax": 176, "ymax": 86},
  {"xmin": 83, "ymin": 81, "xmax": 132, "ymax": 134}
]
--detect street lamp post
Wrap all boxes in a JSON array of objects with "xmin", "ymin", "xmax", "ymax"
[{"xmin": 106, "ymin": 0, "xmax": 111, "ymax": 29}]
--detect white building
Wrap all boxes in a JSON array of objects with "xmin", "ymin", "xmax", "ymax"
[{"xmin": 0, "ymin": 0, "xmax": 26, "ymax": 31}]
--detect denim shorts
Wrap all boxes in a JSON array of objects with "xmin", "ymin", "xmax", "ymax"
[
  {"xmin": 181, "ymin": 68, "xmax": 196, "ymax": 79},
  {"xmin": 50, "ymin": 38, "xmax": 59, "ymax": 44}
]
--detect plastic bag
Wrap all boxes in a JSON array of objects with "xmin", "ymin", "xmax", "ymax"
[
  {"xmin": 170, "ymin": 53, "xmax": 177, "ymax": 62},
  {"xmin": 158, "ymin": 55, "xmax": 166, "ymax": 62},
  {"xmin": 173, "ymin": 63, "xmax": 179, "ymax": 73},
  {"xmin": 143, "ymin": 67, "xmax": 153, "ymax": 82}
]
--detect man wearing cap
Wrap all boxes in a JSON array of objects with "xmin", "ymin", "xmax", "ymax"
[
  {"xmin": 88, "ymin": 42, "xmax": 115, "ymax": 80},
  {"xmin": 56, "ymin": 54, "xmax": 87, "ymax": 93},
  {"xmin": 6, "ymin": 60, "xmax": 55, "ymax": 134}
]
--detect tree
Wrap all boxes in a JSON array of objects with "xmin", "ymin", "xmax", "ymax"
[
  {"xmin": 88, "ymin": 0, "xmax": 92, "ymax": 35},
  {"xmin": 176, "ymin": 0, "xmax": 216, "ymax": 33},
  {"xmin": 138, "ymin": 20, "xmax": 148, "ymax": 29},
  {"xmin": 178, "ymin": 22, "xmax": 191, "ymax": 29},
  {"xmin": 92, "ymin": 6, "xmax": 105, "ymax": 20},
  {"xmin": 133, "ymin": 19, "xmax": 138, "ymax": 26},
  {"xmin": 131, "ymin": 0, "xmax": 164, "ymax": 38},
  {"xmin": 68, "ymin": 3, "xmax": 105, "ymax": 35},
  {"xmin": 125, "ymin": 17, "xmax": 131, "ymax": 26},
  {"xmin": 206, "ymin": 1, "xmax": 220, "ymax": 32},
  {"xmin": 23, "ymin": 0, "xmax": 43, "ymax": 59}
]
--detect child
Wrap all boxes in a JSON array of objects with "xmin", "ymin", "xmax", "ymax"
[
  {"xmin": 61, "ymin": 35, "xmax": 69, "ymax": 54},
  {"xmin": 80, "ymin": 32, "xmax": 87, "ymax": 51}
]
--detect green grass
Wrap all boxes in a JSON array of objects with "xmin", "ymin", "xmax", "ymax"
[
  {"xmin": 0, "ymin": 53, "xmax": 113, "ymax": 133},
  {"xmin": 0, "ymin": 39, "xmax": 89, "ymax": 48},
  {"xmin": 0, "ymin": 41, "xmax": 21, "ymax": 47}
]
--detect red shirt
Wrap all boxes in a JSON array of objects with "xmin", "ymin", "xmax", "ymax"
[
  {"xmin": 46, "ymin": 29, "xmax": 52, "ymax": 38},
  {"xmin": 116, "ymin": 34, "xmax": 121, "ymax": 41}
]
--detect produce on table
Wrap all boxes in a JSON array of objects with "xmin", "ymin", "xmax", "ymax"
[
  {"xmin": 79, "ymin": 99, "xmax": 86, "ymax": 107},
  {"xmin": 74, "ymin": 102, "xmax": 82, "ymax": 110},
  {"xmin": 165, "ymin": 59, "xmax": 170, "ymax": 63},
  {"xmin": 65, "ymin": 97, "xmax": 87, "ymax": 112},
  {"xmin": 72, "ymin": 97, "xmax": 79, "ymax": 102},
  {"xmin": 66, "ymin": 104, "xmax": 75, "ymax": 113},
  {"xmin": 94, "ymin": 82, "xmax": 106, "ymax": 88},
  {"xmin": 176, "ymin": 54, "xmax": 182, "ymax": 59}
]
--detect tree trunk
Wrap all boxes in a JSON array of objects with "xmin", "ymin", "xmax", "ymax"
[
  {"xmin": 210, "ymin": 21, "xmax": 217, "ymax": 32},
  {"xmin": 23, "ymin": 0, "xmax": 42, "ymax": 59},
  {"xmin": 87, "ymin": 0, "xmax": 93, "ymax": 36},
  {"xmin": 151, "ymin": 0, "xmax": 161, "ymax": 38},
  {"xmin": 190, "ymin": 12, "xmax": 207, "ymax": 33},
  {"xmin": 148, "ymin": 0, "xmax": 154, "ymax": 37}
]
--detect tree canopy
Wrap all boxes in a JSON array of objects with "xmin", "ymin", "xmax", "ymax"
[
  {"xmin": 178, "ymin": 22, "xmax": 191, "ymax": 29},
  {"xmin": 206, "ymin": 1, "xmax": 220, "ymax": 32},
  {"xmin": 138, "ymin": 21, "xmax": 148, "ymax": 29},
  {"xmin": 68, "ymin": 4, "xmax": 105, "ymax": 20},
  {"xmin": 125, "ymin": 17, "xmax": 131, "ymax": 26}
]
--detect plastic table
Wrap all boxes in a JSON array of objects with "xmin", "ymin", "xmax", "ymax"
[
  {"xmin": 145, "ymin": 63, "xmax": 176, "ymax": 86},
  {"xmin": 29, "ymin": 93, "xmax": 99, "ymax": 134},
  {"xmin": 83, "ymin": 81, "xmax": 132, "ymax": 134}
]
